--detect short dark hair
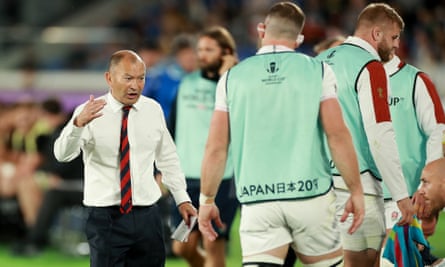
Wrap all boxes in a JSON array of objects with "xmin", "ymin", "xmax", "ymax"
[
  {"xmin": 267, "ymin": 2, "xmax": 305, "ymax": 32},
  {"xmin": 170, "ymin": 34, "xmax": 196, "ymax": 55}
]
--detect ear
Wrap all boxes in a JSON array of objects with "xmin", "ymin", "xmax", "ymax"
[
  {"xmin": 104, "ymin": 71, "xmax": 112, "ymax": 85},
  {"xmin": 296, "ymin": 34, "xmax": 304, "ymax": 45},
  {"xmin": 372, "ymin": 27, "xmax": 382, "ymax": 42},
  {"xmin": 257, "ymin": 22, "xmax": 265, "ymax": 38}
]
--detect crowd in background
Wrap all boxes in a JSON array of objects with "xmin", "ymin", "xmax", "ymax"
[
  {"xmin": 0, "ymin": 0, "xmax": 445, "ymax": 87},
  {"xmin": 0, "ymin": 0, "xmax": 443, "ymax": 97},
  {"xmin": 0, "ymin": 98, "xmax": 85, "ymax": 256}
]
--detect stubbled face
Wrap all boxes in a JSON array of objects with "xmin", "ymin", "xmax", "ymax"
[
  {"xmin": 377, "ymin": 22, "xmax": 401, "ymax": 62},
  {"xmin": 106, "ymin": 56, "xmax": 146, "ymax": 106},
  {"xmin": 419, "ymin": 168, "xmax": 445, "ymax": 215},
  {"xmin": 197, "ymin": 36, "xmax": 223, "ymax": 74}
]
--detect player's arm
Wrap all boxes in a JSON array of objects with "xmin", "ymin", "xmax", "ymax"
[
  {"xmin": 54, "ymin": 104, "xmax": 89, "ymax": 162},
  {"xmin": 200, "ymin": 110, "xmax": 229, "ymax": 200},
  {"xmin": 414, "ymin": 73, "xmax": 445, "ymax": 162},
  {"xmin": 320, "ymin": 63, "xmax": 364, "ymax": 234},
  {"xmin": 357, "ymin": 61, "xmax": 413, "ymax": 224},
  {"xmin": 199, "ymin": 72, "xmax": 230, "ymax": 241},
  {"xmin": 322, "ymin": 99, "xmax": 361, "ymax": 193},
  {"xmin": 200, "ymin": 71, "xmax": 230, "ymax": 198}
]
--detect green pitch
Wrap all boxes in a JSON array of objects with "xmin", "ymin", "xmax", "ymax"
[{"xmin": 1, "ymin": 211, "xmax": 444, "ymax": 267}]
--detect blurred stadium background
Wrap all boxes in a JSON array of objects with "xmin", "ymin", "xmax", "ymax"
[
  {"xmin": 0, "ymin": 0, "xmax": 444, "ymax": 266},
  {"xmin": 1, "ymin": 0, "xmax": 445, "ymax": 106}
]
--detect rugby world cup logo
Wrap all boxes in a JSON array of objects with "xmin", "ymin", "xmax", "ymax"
[
  {"xmin": 265, "ymin": 55, "xmax": 281, "ymax": 73},
  {"xmin": 267, "ymin": 61, "xmax": 278, "ymax": 73}
]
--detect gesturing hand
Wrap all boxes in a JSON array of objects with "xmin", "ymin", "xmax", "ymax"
[{"xmin": 74, "ymin": 95, "xmax": 107, "ymax": 127}]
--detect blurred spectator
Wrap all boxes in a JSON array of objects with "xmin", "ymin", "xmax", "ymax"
[
  {"xmin": 0, "ymin": 102, "xmax": 24, "ymax": 241},
  {"xmin": 0, "ymin": 102, "xmax": 16, "ymax": 170},
  {"xmin": 11, "ymin": 110, "xmax": 84, "ymax": 257},
  {"xmin": 0, "ymin": 98, "xmax": 64, "ymax": 242},
  {"xmin": 15, "ymin": 98, "xmax": 66, "ymax": 227},
  {"xmin": 0, "ymin": 100, "xmax": 40, "ymax": 199},
  {"xmin": 142, "ymin": 33, "xmax": 197, "ymax": 120},
  {"xmin": 137, "ymin": 39, "xmax": 165, "ymax": 71}
]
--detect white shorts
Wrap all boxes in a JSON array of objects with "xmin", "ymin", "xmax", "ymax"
[
  {"xmin": 239, "ymin": 190, "xmax": 341, "ymax": 257},
  {"xmin": 384, "ymin": 199, "xmax": 401, "ymax": 229},
  {"xmin": 335, "ymin": 190, "xmax": 385, "ymax": 251}
]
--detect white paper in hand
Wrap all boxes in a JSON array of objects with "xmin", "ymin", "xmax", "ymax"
[{"xmin": 171, "ymin": 216, "xmax": 197, "ymax": 242}]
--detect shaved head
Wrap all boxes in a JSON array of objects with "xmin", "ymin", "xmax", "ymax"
[
  {"xmin": 419, "ymin": 158, "xmax": 445, "ymax": 215},
  {"xmin": 108, "ymin": 50, "xmax": 145, "ymax": 73}
]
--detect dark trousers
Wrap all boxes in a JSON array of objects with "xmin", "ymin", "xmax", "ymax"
[
  {"xmin": 28, "ymin": 188, "xmax": 83, "ymax": 245},
  {"xmin": 86, "ymin": 205, "xmax": 165, "ymax": 267}
]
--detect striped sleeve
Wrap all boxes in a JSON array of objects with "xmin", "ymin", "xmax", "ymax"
[
  {"xmin": 368, "ymin": 61, "xmax": 391, "ymax": 123},
  {"xmin": 415, "ymin": 73, "xmax": 445, "ymax": 162},
  {"xmin": 417, "ymin": 73, "xmax": 445, "ymax": 123},
  {"xmin": 357, "ymin": 60, "xmax": 408, "ymax": 201}
]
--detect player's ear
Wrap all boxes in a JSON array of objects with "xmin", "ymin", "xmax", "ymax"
[
  {"xmin": 257, "ymin": 22, "xmax": 266, "ymax": 38},
  {"xmin": 372, "ymin": 27, "xmax": 383, "ymax": 42}
]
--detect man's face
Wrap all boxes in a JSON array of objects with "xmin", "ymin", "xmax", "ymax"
[
  {"xmin": 176, "ymin": 47, "xmax": 198, "ymax": 73},
  {"xmin": 377, "ymin": 23, "xmax": 401, "ymax": 62},
  {"xmin": 419, "ymin": 168, "xmax": 445, "ymax": 215},
  {"xmin": 197, "ymin": 36, "xmax": 224, "ymax": 73},
  {"xmin": 106, "ymin": 57, "xmax": 146, "ymax": 106}
]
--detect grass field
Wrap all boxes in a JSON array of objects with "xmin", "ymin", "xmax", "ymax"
[{"xmin": 1, "ymin": 211, "xmax": 444, "ymax": 267}]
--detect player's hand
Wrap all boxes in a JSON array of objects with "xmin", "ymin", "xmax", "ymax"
[
  {"xmin": 396, "ymin": 197, "xmax": 415, "ymax": 225},
  {"xmin": 74, "ymin": 95, "xmax": 106, "ymax": 127},
  {"xmin": 198, "ymin": 204, "xmax": 224, "ymax": 241},
  {"xmin": 340, "ymin": 192, "xmax": 364, "ymax": 234},
  {"xmin": 218, "ymin": 54, "xmax": 238, "ymax": 76},
  {"xmin": 412, "ymin": 190, "xmax": 431, "ymax": 219},
  {"xmin": 178, "ymin": 202, "xmax": 197, "ymax": 226}
]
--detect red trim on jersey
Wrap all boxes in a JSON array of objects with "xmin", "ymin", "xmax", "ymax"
[
  {"xmin": 418, "ymin": 72, "xmax": 445, "ymax": 123},
  {"xmin": 367, "ymin": 61, "xmax": 391, "ymax": 122},
  {"xmin": 397, "ymin": 61, "xmax": 406, "ymax": 69}
]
